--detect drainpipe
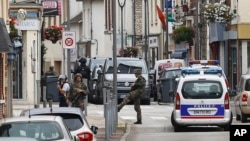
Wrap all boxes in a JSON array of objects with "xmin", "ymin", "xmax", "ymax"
[
  {"xmin": 90, "ymin": 0, "xmax": 93, "ymax": 39},
  {"xmin": 133, "ymin": 0, "xmax": 136, "ymax": 47}
]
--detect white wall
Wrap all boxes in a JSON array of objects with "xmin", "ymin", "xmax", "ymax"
[
  {"xmin": 237, "ymin": 0, "xmax": 250, "ymax": 23},
  {"xmin": 70, "ymin": 0, "xmax": 83, "ymax": 18},
  {"xmin": 92, "ymin": 2, "xmax": 106, "ymax": 57}
]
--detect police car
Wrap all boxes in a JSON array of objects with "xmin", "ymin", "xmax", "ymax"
[{"xmin": 170, "ymin": 68, "xmax": 233, "ymax": 132}]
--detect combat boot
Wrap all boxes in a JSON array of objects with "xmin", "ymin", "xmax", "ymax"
[
  {"xmin": 134, "ymin": 120, "xmax": 142, "ymax": 124},
  {"xmin": 117, "ymin": 106, "xmax": 121, "ymax": 112}
]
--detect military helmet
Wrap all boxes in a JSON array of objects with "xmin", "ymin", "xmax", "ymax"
[
  {"xmin": 75, "ymin": 73, "xmax": 82, "ymax": 78},
  {"xmin": 79, "ymin": 57, "xmax": 87, "ymax": 64},
  {"xmin": 133, "ymin": 69, "xmax": 141, "ymax": 75}
]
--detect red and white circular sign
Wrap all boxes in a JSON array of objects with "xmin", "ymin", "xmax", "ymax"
[{"xmin": 65, "ymin": 38, "xmax": 73, "ymax": 46}]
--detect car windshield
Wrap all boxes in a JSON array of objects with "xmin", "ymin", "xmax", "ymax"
[
  {"xmin": 181, "ymin": 81, "xmax": 223, "ymax": 99},
  {"xmin": 163, "ymin": 69, "xmax": 182, "ymax": 78},
  {"xmin": 90, "ymin": 58, "xmax": 106, "ymax": 71},
  {"xmin": 0, "ymin": 122, "xmax": 64, "ymax": 140},
  {"xmin": 105, "ymin": 59, "xmax": 147, "ymax": 74}
]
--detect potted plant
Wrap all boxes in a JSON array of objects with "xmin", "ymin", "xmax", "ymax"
[
  {"xmin": 172, "ymin": 26, "xmax": 194, "ymax": 44},
  {"xmin": 44, "ymin": 25, "xmax": 63, "ymax": 44},
  {"xmin": 119, "ymin": 46, "xmax": 139, "ymax": 57},
  {"xmin": 9, "ymin": 16, "xmax": 19, "ymax": 38},
  {"xmin": 203, "ymin": 3, "xmax": 235, "ymax": 23}
]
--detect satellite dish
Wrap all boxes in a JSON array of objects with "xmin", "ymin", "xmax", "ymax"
[{"xmin": 17, "ymin": 9, "xmax": 27, "ymax": 20}]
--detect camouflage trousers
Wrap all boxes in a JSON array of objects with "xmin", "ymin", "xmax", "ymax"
[
  {"xmin": 71, "ymin": 100, "xmax": 85, "ymax": 111},
  {"xmin": 118, "ymin": 91, "xmax": 141, "ymax": 121}
]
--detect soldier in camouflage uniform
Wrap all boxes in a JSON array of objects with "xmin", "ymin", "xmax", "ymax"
[
  {"xmin": 68, "ymin": 73, "xmax": 88, "ymax": 111},
  {"xmin": 118, "ymin": 69, "xmax": 146, "ymax": 124}
]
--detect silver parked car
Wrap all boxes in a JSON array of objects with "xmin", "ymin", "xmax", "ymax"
[
  {"xmin": 0, "ymin": 115, "xmax": 76, "ymax": 141},
  {"xmin": 21, "ymin": 107, "xmax": 98, "ymax": 141},
  {"xmin": 234, "ymin": 74, "xmax": 250, "ymax": 122}
]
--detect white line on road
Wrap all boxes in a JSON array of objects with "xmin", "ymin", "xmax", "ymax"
[
  {"xmin": 120, "ymin": 116, "xmax": 136, "ymax": 120},
  {"xmin": 150, "ymin": 116, "xmax": 168, "ymax": 120}
]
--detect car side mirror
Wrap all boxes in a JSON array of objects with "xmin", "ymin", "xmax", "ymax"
[{"xmin": 90, "ymin": 125, "xmax": 98, "ymax": 134}]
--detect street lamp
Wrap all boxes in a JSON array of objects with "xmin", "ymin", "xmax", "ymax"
[
  {"xmin": 118, "ymin": 0, "xmax": 126, "ymax": 56},
  {"xmin": 7, "ymin": 51, "xmax": 16, "ymax": 117}
]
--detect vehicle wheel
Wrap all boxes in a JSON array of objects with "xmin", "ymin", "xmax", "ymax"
[
  {"xmin": 143, "ymin": 98, "xmax": 150, "ymax": 105},
  {"xmin": 236, "ymin": 114, "xmax": 241, "ymax": 121},
  {"xmin": 223, "ymin": 124, "xmax": 230, "ymax": 131},
  {"xmin": 241, "ymin": 112, "xmax": 248, "ymax": 123},
  {"xmin": 174, "ymin": 126, "xmax": 182, "ymax": 132},
  {"xmin": 171, "ymin": 112, "xmax": 176, "ymax": 126},
  {"xmin": 157, "ymin": 99, "xmax": 161, "ymax": 105},
  {"xmin": 153, "ymin": 91, "xmax": 157, "ymax": 101}
]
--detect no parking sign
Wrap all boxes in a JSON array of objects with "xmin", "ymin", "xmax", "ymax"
[{"xmin": 62, "ymin": 31, "xmax": 76, "ymax": 49}]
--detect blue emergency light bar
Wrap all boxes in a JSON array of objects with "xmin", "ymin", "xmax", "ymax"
[
  {"xmin": 181, "ymin": 68, "xmax": 200, "ymax": 75},
  {"xmin": 203, "ymin": 68, "xmax": 222, "ymax": 74}
]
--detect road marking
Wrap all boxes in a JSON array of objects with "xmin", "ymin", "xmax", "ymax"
[
  {"xmin": 150, "ymin": 116, "xmax": 168, "ymax": 120},
  {"xmin": 120, "ymin": 116, "xmax": 136, "ymax": 120},
  {"xmin": 141, "ymin": 106, "xmax": 154, "ymax": 109},
  {"xmin": 96, "ymin": 111, "xmax": 103, "ymax": 115}
]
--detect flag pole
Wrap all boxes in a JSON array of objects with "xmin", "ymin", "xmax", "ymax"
[{"xmin": 165, "ymin": 0, "xmax": 169, "ymax": 59}]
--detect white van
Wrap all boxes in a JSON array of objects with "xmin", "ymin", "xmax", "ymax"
[{"xmin": 96, "ymin": 57, "xmax": 151, "ymax": 105}]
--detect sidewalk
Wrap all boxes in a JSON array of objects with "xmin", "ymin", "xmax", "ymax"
[{"xmin": 13, "ymin": 102, "xmax": 129, "ymax": 141}]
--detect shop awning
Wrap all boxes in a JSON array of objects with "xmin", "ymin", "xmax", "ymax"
[{"xmin": 0, "ymin": 18, "xmax": 12, "ymax": 52}]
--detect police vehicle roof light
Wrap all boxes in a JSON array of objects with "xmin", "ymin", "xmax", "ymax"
[
  {"xmin": 203, "ymin": 69, "xmax": 222, "ymax": 74},
  {"xmin": 181, "ymin": 68, "xmax": 200, "ymax": 75},
  {"xmin": 189, "ymin": 60, "xmax": 219, "ymax": 65}
]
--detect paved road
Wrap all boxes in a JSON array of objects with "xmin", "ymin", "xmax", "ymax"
[{"xmin": 115, "ymin": 101, "xmax": 249, "ymax": 141}]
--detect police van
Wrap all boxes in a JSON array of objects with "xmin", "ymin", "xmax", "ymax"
[{"xmin": 170, "ymin": 68, "xmax": 233, "ymax": 132}]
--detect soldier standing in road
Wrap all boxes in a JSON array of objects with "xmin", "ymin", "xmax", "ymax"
[
  {"xmin": 118, "ymin": 69, "xmax": 146, "ymax": 124},
  {"xmin": 68, "ymin": 73, "xmax": 88, "ymax": 111}
]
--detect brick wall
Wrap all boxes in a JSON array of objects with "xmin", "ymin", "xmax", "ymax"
[{"xmin": 134, "ymin": 0, "xmax": 142, "ymax": 35}]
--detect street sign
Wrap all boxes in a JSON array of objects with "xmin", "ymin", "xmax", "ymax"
[{"xmin": 62, "ymin": 31, "xmax": 76, "ymax": 49}]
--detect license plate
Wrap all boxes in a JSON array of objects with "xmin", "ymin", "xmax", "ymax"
[{"xmin": 193, "ymin": 110, "xmax": 211, "ymax": 115}]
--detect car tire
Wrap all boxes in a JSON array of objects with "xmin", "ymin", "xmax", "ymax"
[
  {"xmin": 171, "ymin": 111, "xmax": 176, "ymax": 126},
  {"xmin": 223, "ymin": 124, "xmax": 230, "ymax": 131},
  {"xmin": 142, "ymin": 98, "xmax": 151, "ymax": 105},
  {"xmin": 241, "ymin": 112, "xmax": 248, "ymax": 123},
  {"xmin": 236, "ymin": 114, "xmax": 241, "ymax": 121}
]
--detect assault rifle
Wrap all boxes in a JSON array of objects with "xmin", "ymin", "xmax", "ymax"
[{"xmin": 70, "ymin": 92, "xmax": 87, "ymax": 104}]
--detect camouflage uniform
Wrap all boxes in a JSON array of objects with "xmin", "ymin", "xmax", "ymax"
[
  {"xmin": 118, "ymin": 69, "xmax": 146, "ymax": 123},
  {"xmin": 69, "ymin": 82, "xmax": 88, "ymax": 111}
]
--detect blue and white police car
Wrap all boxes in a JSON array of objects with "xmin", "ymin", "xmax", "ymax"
[{"xmin": 170, "ymin": 68, "xmax": 233, "ymax": 132}]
